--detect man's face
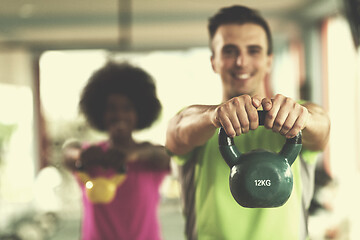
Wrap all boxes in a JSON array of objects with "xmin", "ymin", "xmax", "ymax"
[{"xmin": 211, "ymin": 23, "xmax": 273, "ymax": 100}]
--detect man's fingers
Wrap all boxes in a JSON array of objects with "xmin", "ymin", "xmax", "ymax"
[
  {"xmin": 279, "ymin": 113, "xmax": 296, "ymax": 136},
  {"xmin": 236, "ymin": 110, "xmax": 249, "ymax": 134},
  {"xmin": 285, "ymin": 110, "xmax": 308, "ymax": 138},
  {"xmin": 264, "ymin": 106, "xmax": 280, "ymax": 130},
  {"xmin": 214, "ymin": 104, "xmax": 238, "ymax": 137},
  {"xmin": 214, "ymin": 95, "xmax": 261, "ymax": 137},
  {"xmin": 245, "ymin": 101, "xmax": 259, "ymax": 130},
  {"xmin": 271, "ymin": 106, "xmax": 290, "ymax": 133},
  {"xmin": 261, "ymin": 98, "xmax": 272, "ymax": 111},
  {"xmin": 220, "ymin": 118, "xmax": 237, "ymax": 138},
  {"xmin": 252, "ymin": 95, "xmax": 262, "ymax": 108}
]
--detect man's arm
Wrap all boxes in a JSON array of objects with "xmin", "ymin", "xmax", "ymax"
[
  {"xmin": 165, "ymin": 105, "xmax": 218, "ymax": 155},
  {"xmin": 301, "ymin": 102, "xmax": 330, "ymax": 151},
  {"xmin": 261, "ymin": 94, "xmax": 330, "ymax": 151},
  {"xmin": 166, "ymin": 94, "xmax": 330, "ymax": 155},
  {"xmin": 166, "ymin": 95, "xmax": 260, "ymax": 155}
]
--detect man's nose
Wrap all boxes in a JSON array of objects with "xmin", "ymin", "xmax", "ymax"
[{"xmin": 235, "ymin": 54, "xmax": 248, "ymax": 66}]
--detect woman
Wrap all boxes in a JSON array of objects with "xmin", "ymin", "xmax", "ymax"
[{"xmin": 63, "ymin": 62, "xmax": 170, "ymax": 240}]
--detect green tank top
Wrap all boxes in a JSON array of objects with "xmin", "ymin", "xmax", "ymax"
[{"xmin": 174, "ymin": 126, "xmax": 318, "ymax": 240}]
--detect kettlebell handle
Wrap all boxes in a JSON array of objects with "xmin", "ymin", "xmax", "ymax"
[{"xmin": 219, "ymin": 110, "xmax": 302, "ymax": 167}]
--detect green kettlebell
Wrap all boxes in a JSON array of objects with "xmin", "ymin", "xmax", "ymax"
[{"xmin": 218, "ymin": 110, "xmax": 302, "ymax": 208}]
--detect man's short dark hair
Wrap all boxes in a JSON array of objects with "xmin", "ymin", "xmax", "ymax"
[
  {"xmin": 79, "ymin": 62, "xmax": 161, "ymax": 131},
  {"xmin": 208, "ymin": 5, "xmax": 273, "ymax": 55}
]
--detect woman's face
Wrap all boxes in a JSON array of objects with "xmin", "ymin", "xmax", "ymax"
[{"xmin": 103, "ymin": 94, "xmax": 138, "ymax": 142}]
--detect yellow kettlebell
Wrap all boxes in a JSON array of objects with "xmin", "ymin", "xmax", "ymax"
[{"xmin": 76, "ymin": 171, "xmax": 126, "ymax": 204}]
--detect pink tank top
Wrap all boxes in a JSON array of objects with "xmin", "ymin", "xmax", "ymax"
[{"xmin": 76, "ymin": 141, "xmax": 169, "ymax": 240}]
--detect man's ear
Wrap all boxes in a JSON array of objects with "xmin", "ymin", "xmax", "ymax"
[
  {"xmin": 266, "ymin": 54, "xmax": 274, "ymax": 73},
  {"xmin": 210, "ymin": 54, "xmax": 216, "ymax": 73}
]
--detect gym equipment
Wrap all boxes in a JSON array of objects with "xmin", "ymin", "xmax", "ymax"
[
  {"xmin": 218, "ymin": 110, "xmax": 302, "ymax": 208},
  {"xmin": 76, "ymin": 171, "xmax": 126, "ymax": 204},
  {"xmin": 76, "ymin": 147, "xmax": 127, "ymax": 204}
]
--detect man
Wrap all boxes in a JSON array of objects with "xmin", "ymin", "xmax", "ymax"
[{"xmin": 166, "ymin": 5, "xmax": 330, "ymax": 240}]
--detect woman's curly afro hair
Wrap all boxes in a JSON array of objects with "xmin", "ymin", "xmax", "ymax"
[{"xmin": 79, "ymin": 62, "xmax": 162, "ymax": 131}]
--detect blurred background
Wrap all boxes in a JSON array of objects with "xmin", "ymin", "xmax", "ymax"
[{"xmin": 0, "ymin": 0, "xmax": 359, "ymax": 239}]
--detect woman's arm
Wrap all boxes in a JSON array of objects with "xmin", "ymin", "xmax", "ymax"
[
  {"xmin": 128, "ymin": 143, "xmax": 171, "ymax": 170},
  {"xmin": 62, "ymin": 139, "xmax": 82, "ymax": 171}
]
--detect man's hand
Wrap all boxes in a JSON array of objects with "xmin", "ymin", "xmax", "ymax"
[
  {"xmin": 211, "ymin": 95, "xmax": 262, "ymax": 137},
  {"xmin": 261, "ymin": 94, "xmax": 309, "ymax": 139},
  {"xmin": 166, "ymin": 93, "xmax": 328, "ymax": 155}
]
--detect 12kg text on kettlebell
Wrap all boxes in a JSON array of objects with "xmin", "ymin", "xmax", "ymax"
[{"xmin": 254, "ymin": 180, "xmax": 271, "ymax": 187}]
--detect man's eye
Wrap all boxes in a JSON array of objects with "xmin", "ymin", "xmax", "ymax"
[
  {"xmin": 248, "ymin": 47, "xmax": 261, "ymax": 55},
  {"xmin": 222, "ymin": 47, "xmax": 238, "ymax": 57}
]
